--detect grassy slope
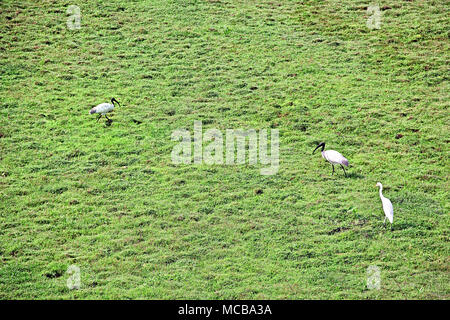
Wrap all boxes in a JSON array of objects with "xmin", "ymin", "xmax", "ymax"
[{"xmin": 0, "ymin": 0, "xmax": 448, "ymax": 299}]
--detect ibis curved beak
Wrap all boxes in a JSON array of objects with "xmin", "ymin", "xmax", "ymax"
[
  {"xmin": 111, "ymin": 98, "xmax": 120, "ymax": 107},
  {"xmin": 313, "ymin": 142, "xmax": 325, "ymax": 154}
]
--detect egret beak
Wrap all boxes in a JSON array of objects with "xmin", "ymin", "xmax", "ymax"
[{"xmin": 312, "ymin": 142, "xmax": 325, "ymax": 154}]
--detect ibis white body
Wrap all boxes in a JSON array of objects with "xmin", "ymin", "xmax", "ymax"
[
  {"xmin": 90, "ymin": 102, "xmax": 114, "ymax": 115},
  {"xmin": 321, "ymin": 150, "xmax": 349, "ymax": 167},
  {"xmin": 376, "ymin": 182, "xmax": 394, "ymax": 226}
]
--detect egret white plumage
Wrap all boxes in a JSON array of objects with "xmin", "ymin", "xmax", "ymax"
[
  {"xmin": 312, "ymin": 142, "xmax": 349, "ymax": 176},
  {"xmin": 376, "ymin": 182, "xmax": 394, "ymax": 229},
  {"xmin": 89, "ymin": 98, "xmax": 120, "ymax": 123}
]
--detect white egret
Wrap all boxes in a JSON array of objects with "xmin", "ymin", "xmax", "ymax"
[
  {"xmin": 312, "ymin": 142, "xmax": 349, "ymax": 176},
  {"xmin": 376, "ymin": 182, "xmax": 394, "ymax": 229},
  {"xmin": 89, "ymin": 98, "xmax": 120, "ymax": 123}
]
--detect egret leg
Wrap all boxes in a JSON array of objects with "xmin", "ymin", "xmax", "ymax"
[
  {"xmin": 331, "ymin": 165, "xmax": 335, "ymax": 175},
  {"xmin": 340, "ymin": 164, "xmax": 347, "ymax": 177},
  {"xmin": 96, "ymin": 114, "xmax": 102, "ymax": 122}
]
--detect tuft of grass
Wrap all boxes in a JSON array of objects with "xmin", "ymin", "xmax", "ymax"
[{"xmin": 0, "ymin": 0, "xmax": 448, "ymax": 299}]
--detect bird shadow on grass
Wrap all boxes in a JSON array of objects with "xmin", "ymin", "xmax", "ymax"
[
  {"xmin": 389, "ymin": 221, "xmax": 433, "ymax": 232},
  {"xmin": 346, "ymin": 171, "xmax": 365, "ymax": 179},
  {"xmin": 321, "ymin": 172, "xmax": 364, "ymax": 180},
  {"xmin": 378, "ymin": 222, "xmax": 409, "ymax": 232}
]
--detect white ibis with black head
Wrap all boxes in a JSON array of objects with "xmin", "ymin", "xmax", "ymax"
[
  {"xmin": 376, "ymin": 182, "xmax": 394, "ymax": 229},
  {"xmin": 89, "ymin": 98, "xmax": 120, "ymax": 123},
  {"xmin": 312, "ymin": 142, "xmax": 349, "ymax": 176}
]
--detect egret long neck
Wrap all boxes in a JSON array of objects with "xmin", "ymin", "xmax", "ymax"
[{"xmin": 378, "ymin": 186, "xmax": 384, "ymax": 198}]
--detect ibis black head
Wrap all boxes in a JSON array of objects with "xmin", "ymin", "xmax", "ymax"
[
  {"xmin": 313, "ymin": 142, "xmax": 325, "ymax": 154},
  {"xmin": 111, "ymin": 97, "xmax": 120, "ymax": 107}
]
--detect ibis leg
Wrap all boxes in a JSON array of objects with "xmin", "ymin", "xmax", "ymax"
[
  {"xmin": 96, "ymin": 114, "xmax": 102, "ymax": 122},
  {"xmin": 331, "ymin": 165, "xmax": 335, "ymax": 175},
  {"xmin": 105, "ymin": 114, "xmax": 111, "ymax": 121},
  {"xmin": 340, "ymin": 164, "xmax": 347, "ymax": 177}
]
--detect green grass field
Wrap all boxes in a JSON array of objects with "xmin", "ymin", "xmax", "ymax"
[{"xmin": 0, "ymin": 0, "xmax": 449, "ymax": 299}]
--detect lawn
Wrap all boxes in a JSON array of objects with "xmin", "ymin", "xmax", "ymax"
[{"xmin": 0, "ymin": 0, "xmax": 448, "ymax": 299}]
